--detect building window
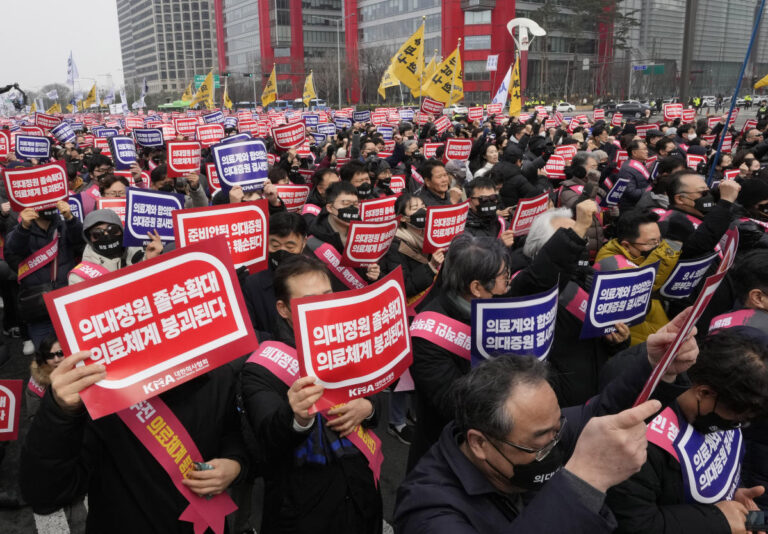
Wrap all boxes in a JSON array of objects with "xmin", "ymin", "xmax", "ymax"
[
  {"xmin": 464, "ymin": 35, "xmax": 491, "ymax": 50},
  {"xmin": 464, "ymin": 10, "xmax": 491, "ymax": 25},
  {"xmin": 464, "ymin": 91, "xmax": 490, "ymax": 104},
  {"xmin": 464, "ymin": 60, "xmax": 490, "ymax": 81}
]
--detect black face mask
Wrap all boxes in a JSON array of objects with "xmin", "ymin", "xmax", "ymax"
[
  {"xmin": 335, "ymin": 205, "xmax": 360, "ymax": 222},
  {"xmin": 692, "ymin": 399, "xmax": 741, "ymax": 434},
  {"xmin": 693, "ymin": 192, "xmax": 716, "ymax": 215},
  {"xmin": 486, "ymin": 439, "xmax": 564, "ymax": 492},
  {"xmin": 158, "ymin": 181, "xmax": 175, "ymax": 193},
  {"xmin": 356, "ymin": 182, "xmax": 373, "ymax": 198},
  {"xmin": 269, "ymin": 249, "xmax": 295, "ymax": 270},
  {"xmin": 92, "ymin": 235, "xmax": 123, "ymax": 259},
  {"xmin": 749, "ymin": 204, "xmax": 768, "ymax": 221},
  {"xmin": 38, "ymin": 209, "xmax": 58, "ymax": 221},
  {"xmin": 636, "ymin": 246, "xmax": 657, "ymax": 260},
  {"xmin": 477, "ymin": 199, "xmax": 499, "ymax": 219},
  {"xmin": 409, "ymin": 208, "xmax": 427, "ymax": 229}
]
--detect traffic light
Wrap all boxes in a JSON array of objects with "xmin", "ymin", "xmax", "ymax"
[
  {"xmin": 244, "ymin": 73, "xmax": 253, "ymax": 78},
  {"xmin": 222, "ymin": 72, "xmax": 231, "ymax": 77}
]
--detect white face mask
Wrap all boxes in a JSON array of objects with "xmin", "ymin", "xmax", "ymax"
[{"xmin": 687, "ymin": 133, "xmax": 697, "ymax": 141}]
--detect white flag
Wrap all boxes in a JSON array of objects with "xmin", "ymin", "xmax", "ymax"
[
  {"xmin": 66, "ymin": 51, "xmax": 79, "ymax": 85},
  {"xmin": 491, "ymin": 64, "xmax": 512, "ymax": 105},
  {"xmin": 141, "ymin": 78, "xmax": 148, "ymax": 99},
  {"xmin": 486, "ymin": 54, "xmax": 499, "ymax": 72},
  {"xmin": 46, "ymin": 89, "xmax": 59, "ymax": 100},
  {"xmin": 120, "ymin": 89, "xmax": 129, "ymax": 113}
]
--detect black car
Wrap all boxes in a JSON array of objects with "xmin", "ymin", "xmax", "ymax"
[{"xmin": 616, "ymin": 100, "xmax": 651, "ymax": 118}]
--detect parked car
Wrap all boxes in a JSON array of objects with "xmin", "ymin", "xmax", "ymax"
[
  {"xmin": 616, "ymin": 100, "xmax": 651, "ymax": 118},
  {"xmin": 556, "ymin": 101, "xmax": 576, "ymax": 112},
  {"xmin": 594, "ymin": 101, "xmax": 617, "ymax": 114},
  {"xmin": 701, "ymin": 95, "xmax": 716, "ymax": 107},
  {"xmin": 736, "ymin": 97, "xmax": 747, "ymax": 106},
  {"xmin": 443, "ymin": 104, "xmax": 469, "ymax": 116}
]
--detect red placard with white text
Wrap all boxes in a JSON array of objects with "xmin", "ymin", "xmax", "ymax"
[
  {"xmin": 342, "ymin": 220, "xmax": 398, "ymax": 266},
  {"xmin": 723, "ymin": 169, "xmax": 740, "ymax": 181},
  {"xmin": 686, "ymin": 153, "xmax": 706, "ymax": 170},
  {"xmin": 390, "ymin": 175, "xmax": 406, "ymax": 194},
  {"xmin": 126, "ymin": 116, "xmax": 144, "ymax": 130},
  {"xmin": 554, "ymin": 144, "xmax": 578, "ymax": 165},
  {"xmin": 421, "ymin": 98, "xmax": 445, "ymax": 116},
  {"xmin": 166, "ymin": 141, "xmax": 201, "ymax": 178},
  {"xmin": 174, "ymin": 200, "xmax": 269, "ymax": 274},
  {"xmin": 681, "ymin": 108, "xmax": 696, "ymax": 122},
  {"xmin": 467, "ymin": 107, "xmax": 483, "ymax": 121},
  {"xmin": 434, "ymin": 116, "xmax": 451, "ymax": 135},
  {"xmin": 423, "ymin": 201, "xmax": 469, "ymax": 254},
  {"xmin": 271, "ymin": 122, "xmax": 306, "ymax": 149},
  {"xmin": 0, "ymin": 130, "xmax": 9, "ymax": 160},
  {"xmin": 174, "ymin": 117, "xmax": 198, "ymax": 137},
  {"xmin": 443, "ymin": 138, "xmax": 472, "ymax": 161},
  {"xmin": 423, "ymin": 143, "xmax": 442, "ymax": 158},
  {"xmin": 611, "ymin": 113, "xmax": 623, "ymax": 126},
  {"xmin": 196, "ymin": 124, "xmax": 225, "ymax": 147},
  {"xmin": 663, "ymin": 103, "xmax": 683, "ymax": 121},
  {"xmin": 20, "ymin": 125, "xmax": 44, "ymax": 136},
  {"xmin": 0, "ymin": 380, "xmax": 22, "ymax": 441},
  {"xmin": 44, "ymin": 237, "xmax": 258, "ymax": 419},
  {"xmin": 275, "ymin": 184, "xmax": 311, "ymax": 212},
  {"xmin": 96, "ymin": 197, "xmax": 127, "ymax": 226},
  {"xmin": 205, "ymin": 162, "xmax": 221, "ymax": 193},
  {"xmin": 2, "ymin": 160, "xmax": 68, "ymax": 212},
  {"xmin": 360, "ymin": 195, "xmax": 398, "ymax": 223},
  {"xmin": 293, "ymin": 267, "xmax": 411, "ymax": 412},
  {"xmin": 593, "ymin": 109, "xmax": 605, "ymax": 121},
  {"xmin": 34, "ymin": 112, "xmax": 61, "ymax": 130},
  {"xmin": 544, "ymin": 154, "xmax": 566, "ymax": 179},
  {"xmin": 487, "ymin": 103, "xmax": 502, "ymax": 115},
  {"xmin": 510, "ymin": 192, "xmax": 549, "ymax": 237}
]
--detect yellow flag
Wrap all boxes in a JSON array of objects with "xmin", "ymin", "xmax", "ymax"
[
  {"xmin": 389, "ymin": 23, "xmax": 424, "ymax": 94},
  {"xmin": 66, "ymin": 103, "xmax": 74, "ymax": 113},
  {"xmin": 190, "ymin": 70, "xmax": 214, "ymax": 108},
  {"xmin": 223, "ymin": 78, "xmax": 233, "ymax": 110},
  {"xmin": 413, "ymin": 54, "xmax": 438, "ymax": 98},
  {"xmin": 181, "ymin": 82, "xmax": 193, "ymax": 102},
  {"xmin": 509, "ymin": 58, "xmax": 522, "ymax": 117},
  {"xmin": 30, "ymin": 101, "xmax": 37, "ymax": 113},
  {"xmin": 755, "ymin": 73, "xmax": 768, "ymax": 90},
  {"xmin": 303, "ymin": 71, "xmax": 317, "ymax": 107},
  {"xmin": 261, "ymin": 65, "xmax": 277, "ymax": 107},
  {"xmin": 423, "ymin": 43, "xmax": 463, "ymax": 105},
  {"xmin": 378, "ymin": 65, "xmax": 399, "ymax": 99},
  {"xmin": 83, "ymin": 83, "xmax": 97, "ymax": 108},
  {"xmin": 77, "ymin": 100, "xmax": 84, "ymax": 111},
  {"xmin": 45, "ymin": 102, "xmax": 57, "ymax": 114}
]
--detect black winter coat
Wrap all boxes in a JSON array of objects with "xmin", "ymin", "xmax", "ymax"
[
  {"xmin": 20, "ymin": 360, "xmax": 249, "ymax": 533},
  {"xmin": 380, "ymin": 236, "xmax": 436, "ymax": 300}
]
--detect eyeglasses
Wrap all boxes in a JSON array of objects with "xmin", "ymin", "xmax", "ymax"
[
  {"xmin": 104, "ymin": 190, "xmax": 126, "ymax": 198},
  {"xmin": 629, "ymin": 239, "xmax": 660, "ymax": 248},
  {"xmin": 47, "ymin": 350, "xmax": 64, "ymax": 360},
  {"xmin": 496, "ymin": 415, "xmax": 567, "ymax": 461}
]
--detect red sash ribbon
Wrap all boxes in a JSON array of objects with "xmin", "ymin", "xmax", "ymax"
[
  {"xmin": 68, "ymin": 260, "xmax": 111, "ymax": 281},
  {"xmin": 409, "ymin": 311, "xmax": 471, "ymax": 360},
  {"xmin": 27, "ymin": 376, "xmax": 45, "ymax": 398},
  {"xmin": 18, "ymin": 234, "xmax": 59, "ymax": 281},
  {"xmin": 309, "ymin": 238, "xmax": 368, "ymax": 290},
  {"xmin": 117, "ymin": 398, "xmax": 237, "ymax": 534},
  {"xmin": 246, "ymin": 341, "xmax": 384, "ymax": 484},
  {"xmin": 628, "ymin": 159, "xmax": 650, "ymax": 180}
]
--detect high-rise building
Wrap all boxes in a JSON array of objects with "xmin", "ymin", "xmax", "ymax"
[{"xmin": 116, "ymin": 0, "xmax": 219, "ymax": 98}]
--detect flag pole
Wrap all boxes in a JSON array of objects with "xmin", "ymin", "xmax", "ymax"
[
  {"xmin": 449, "ymin": 39, "xmax": 461, "ymax": 106},
  {"xmin": 418, "ymin": 16, "xmax": 426, "ymax": 108}
]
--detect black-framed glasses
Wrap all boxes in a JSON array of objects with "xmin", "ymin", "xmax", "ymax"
[
  {"xmin": 47, "ymin": 350, "xmax": 64, "ymax": 360},
  {"xmin": 496, "ymin": 415, "xmax": 567, "ymax": 461},
  {"xmin": 90, "ymin": 227, "xmax": 122, "ymax": 240},
  {"xmin": 471, "ymin": 194, "xmax": 500, "ymax": 203}
]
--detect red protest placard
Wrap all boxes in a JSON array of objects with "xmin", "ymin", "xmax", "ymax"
[
  {"xmin": 681, "ymin": 108, "xmax": 696, "ymax": 122},
  {"xmin": 196, "ymin": 124, "xmax": 225, "ymax": 147},
  {"xmin": 686, "ymin": 154, "xmax": 706, "ymax": 170},
  {"xmin": 271, "ymin": 122, "xmax": 306, "ymax": 150},
  {"xmin": 423, "ymin": 201, "xmax": 469, "ymax": 254},
  {"xmin": 611, "ymin": 113, "xmax": 623, "ymax": 126},
  {"xmin": 421, "ymin": 97, "xmax": 445, "ymax": 116},
  {"xmin": 423, "ymin": 143, "xmax": 442, "ymax": 158},
  {"xmin": 434, "ymin": 116, "xmax": 451, "ymax": 135},
  {"xmin": 0, "ymin": 130, "xmax": 9, "ymax": 160},
  {"xmin": 634, "ymin": 271, "xmax": 727, "ymax": 406},
  {"xmin": 723, "ymin": 169, "xmax": 740, "ymax": 181},
  {"xmin": 511, "ymin": 192, "xmax": 549, "ymax": 237},
  {"xmin": 293, "ymin": 267, "xmax": 411, "ymax": 412},
  {"xmin": 487, "ymin": 103, "xmax": 502, "ymax": 114},
  {"xmin": 174, "ymin": 117, "xmax": 198, "ymax": 137},
  {"xmin": 467, "ymin": 107, "xmax": 483, "ymax": 121},
  {"xmin": 174, "ymin": 200, "xmax": 269, "ymax": 274},
  {"xmin": 275, "ymin": 184, "xmax": 311, "ymax": 212},
  {"xmin": 554, "ymin": 144, "xmax": 578, "ymax": 165},
  {"xmin": 166, "ymin": 141, "xmax": 201, "ymax": 178},
  {"xmin": 44, "ymin": 237, "xmax": 258, "ymax": 419},
  {"xmin": 742, "ymin": 119, "xmax": 758, "ymax": 134},
  {"xmin": 663, "ymin": 103, "xmax": 683, "ymax": 121},
  {"xmin": 96, "ymin": 197, "xmax": 127, "ymax": 226},
  {"xmin": 616, "ymin": 149, "xmax": 629, "ymax": 167},
  {"xmin": 544, "ymin": 154, "xmax": 566, "ymax": 179},
  {"xmin": 35, "ymin": 112, "xmax": 61, "ymax": 130},
  {"xmin": 342, "ymin": 220, "xmax": 398, "ymax": 266},
  {"xmin": 205, "ymin": 162, "xmax": 221, "ymax": 193},
  {"xmin": 444, "ymin": 138, "xmax": 472, "ymax": 162},
  {"xmin": 238, "ymin": 119, "xmax": 258, "ymax": 135},
  {"xmin": 593, "ymin": 109, "xmax": 605, "ymax": 120},
  {"xmin": 371, "ymin": 111, "xmax": 386, "ymax": 125},
  {"xmin": 0, "ymin": 380, "xmax": 22, "ymax": 442},
  {"xmin": 360, "ymin": 195, "xmax": 398, "ymax": 223},
  {"xmin": 390, "ymin": 175, "xmax": 406, "ymax": 194},
  {"xmin": 2, "ymin": 160, "xmax": 68, "ymax": 213},
  {"xmin": 126, "ymin": 116, "xmax": 144, "ymax": 130},
  {"xmin": 20, "ymin": 125, "xmax": 44, "ymax": 136}
]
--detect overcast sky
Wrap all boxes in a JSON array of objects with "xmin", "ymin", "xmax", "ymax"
[{"xmin": 1, "ymin": 0, "xmax": 124, "ymax": 93}]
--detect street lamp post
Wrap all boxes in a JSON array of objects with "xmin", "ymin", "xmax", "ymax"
[{"xmin": 313, "ymin": 13, "xmax": 356, "ymax": 108}]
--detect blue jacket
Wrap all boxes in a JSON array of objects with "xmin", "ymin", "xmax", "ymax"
[{"xmin": 617, "ymin": 159, "xmax": 651, "ymax": 210}]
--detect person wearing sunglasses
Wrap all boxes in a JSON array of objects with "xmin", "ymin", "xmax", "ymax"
[
  {"xmin": 396, "ymin": 309, "xmax": 700, "ymax": 534},
  {"xmin": 67, "ymin": 209, "xmax": 163, "ymax": 286},
  {"xmin": 464, "ymin": 176, "xmax": 516, "ymax": 248},
  {"xmin": 607, "ymin": 329, "xmax": 768, "ymax": 534}
]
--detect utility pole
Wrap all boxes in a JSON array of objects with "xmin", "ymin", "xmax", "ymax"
[{"xmin": 679, "ymin": 0, "xmax": 698, "ymax": 105}]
